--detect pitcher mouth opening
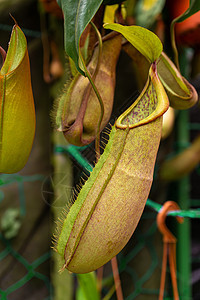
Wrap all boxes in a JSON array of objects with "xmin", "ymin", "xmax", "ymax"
[{"xmin": 115, "ymin": 63, "xmax": 169, "ymax": 130}]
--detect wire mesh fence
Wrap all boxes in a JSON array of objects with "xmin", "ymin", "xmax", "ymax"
[{"xmin": 0, "ymin": 137, "xmax": 200, "ymax": 299}]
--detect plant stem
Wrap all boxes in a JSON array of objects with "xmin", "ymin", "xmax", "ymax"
[
  {"xmin": 90, "ymin": 21, "xmax": 103, "ymax": 162},
  {"xmin": 79, "ymin": 22, "xmax": 104, "ymax": 162},
  {"xmin": 111, "ymin": 256, "xmax": 124, "ymax": 300},
  {"xmin": 170, "ymin": 19, "xmax": 180, "ymax": 71}
]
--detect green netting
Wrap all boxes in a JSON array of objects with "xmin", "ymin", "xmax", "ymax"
[
  {"xmin": 0, "ymin": 232, "xmax": 51, "ymax": 299},
  {"xmin": 1, "ymin": 130, "xmax": 200, "ymax": 299},
  {"xmin": 0, "ymin": 174, "xmax": 52, "ymax": 299},
  {"xmin": 0, "ymin": 174, "xmax": 44, "ymax": 216}
]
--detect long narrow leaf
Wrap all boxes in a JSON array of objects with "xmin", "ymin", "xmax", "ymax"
[
  {"xmin": 104, "ymin": 23, "xmax": 163, "ymax": 63},
  {"xmin": 57, "ymin": 0, "xmax": 103, "ymax": 75}
]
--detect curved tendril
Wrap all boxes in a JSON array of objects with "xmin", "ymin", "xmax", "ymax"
[
  {"xmin": 79, "ymin": 22, "xmax": 104, "ymax": 161},
  {"xmin": 170, "ymin": 19, "xmax": 180, "ymax": 71}
]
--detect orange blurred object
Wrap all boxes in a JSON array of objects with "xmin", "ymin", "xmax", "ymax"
[
  {"xmin": 168, "ymin": 0, "xmax": 200, "ymax": 47},
  {"xmin": 39, "ymin": 0, "xmax": 63, "ymax": 19}
]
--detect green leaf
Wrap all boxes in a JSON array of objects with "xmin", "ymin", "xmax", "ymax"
[
  {"xmin": 175, "ymin": 0, "xmax": 200, "ymax": 23},
  {"xmin": 57, "ymin": 0, "xmax": 103, "ymax": 75},
  {"xmin": 103, "ymin": 23, "xmax": 162, "ymax": 62}
]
